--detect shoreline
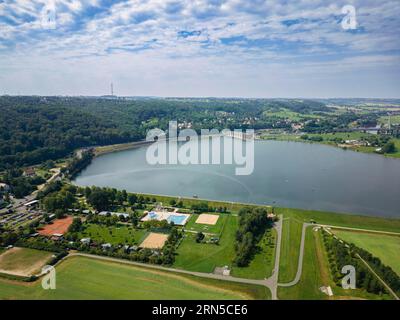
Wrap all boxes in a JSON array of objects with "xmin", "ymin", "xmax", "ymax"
[{"xmin": 259, "ymin": 134, "xmax": 400, "ymax": 159}]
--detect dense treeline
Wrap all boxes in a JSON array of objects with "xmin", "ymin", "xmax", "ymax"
[
  {"xmin": 63, "ymin": 149, "xmax": 94, "ymax": 179},
  {"xmin": 0, "ymin": 96, "xmax": 331, "ymax": 170},
  {"xmin": 234, "ymin": 207, "xmax": 273, "ymax": 267},
  {"xmin": 0, "ymin": 96, "xmax": 140, "ymax": 170},
  {"xmin": 322, "ymin": 231, "xmax": 400, "ymax": 297},
  {"xmin": 356, "ymin": 246, "xmax": 400, "ymax": 295},
  {"xmin": 1, "ymin": 168, "xmax": 46, "ymax": 198}
]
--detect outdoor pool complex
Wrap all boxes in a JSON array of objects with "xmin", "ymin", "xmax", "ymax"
[{"xmin": 141, "ymin": 211, "xmax": 190, "ymax": 226}]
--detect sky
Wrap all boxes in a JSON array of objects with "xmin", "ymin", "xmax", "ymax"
[{"xmin": 0, "ymin": 0, "xmax": 399, "ymax": 98}]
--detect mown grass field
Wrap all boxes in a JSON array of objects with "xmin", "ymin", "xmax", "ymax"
[
  {"xmin": 174, "ymin": 215, "xmax": 237, "ymax": 272},
  {"xmin": 333, "ymin": 230, "xmax": 400, "ymax": 276},
  {"xmin": 77, "ymin": 223, "xmax": 147, "ymax": 245},
  {"xmin": 278, "ymin": 228, "xmax": 326, "ymax": 300},
  {"xmin": 278, "ymin": 218, "xmax": 303, "ymax": 283},
  {"xmin": 184, "ymin": 213, "xmax": 227, "ymax": 235},
  {"xmin": 231, "ymin": 228, "xmax": 277, "ymax": 279},
  {"xmin": 0, "ymin": 247, "xmax": 53, "ymax": 277},
  {"xmin": 0, "ymin": 256, "xmax": 270, "ymax": 300}
]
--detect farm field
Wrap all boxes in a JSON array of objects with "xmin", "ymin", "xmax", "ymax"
[
  {"xmin": 332, "ymin": 229, "xmax": 400, "ymax": 276},
  {"xmin": 173, "ymin": 214, "xmax": 237, "ymax": 273},
  {"xmin": 184, "ymin": 213, "xmax": 227, "ymax": 235},
  {"xmin": 278, "ymin": 218, "xmax": 303, "ymax": 282},
  {"xmin": 0, "ymin": 256, "xmax": 270, "ymax": 300},
  {"xmin": 231, "ymin": 228, "xmax": 277, "ymax": 279},
  {"xmin": 77, "ymin": 223, "xmax": 147, "ymax": 245},
  {"xmin": 0, "ymin": 247, "xmax": 53, "ymax": 277}
]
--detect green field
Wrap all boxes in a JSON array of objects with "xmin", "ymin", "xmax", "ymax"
[
  {"xmin": 277, "ymin": 207, "xmax": 400, "ymax": 233},
  {"xmin": 77, "ymin": 224, "xmax": 147, "ymax": 245},
  {"xmin": 0, "ymin": 248, "xmax": 53, "ymax": 277},
  {"xmin": 333, "ymin": 230, "xmax": 400, "ymax": 276},
  {"xmin": 278, "ymin": 218, "xmax": 303, "ymax": 283},
  {"xmin": 174, "ymin": 215, "xmax": 237, "ymax": 272},
  {"xmin": 278, "ymin": 228, "xmax": 327, "ymax": 300},
  {"xmin": 231, "ymin": 228, "xmax": 277, "ymax": 279},
  {"xmin": 184, "ymin": 213, "xmax": 227, "ymax": 235},
  {"xmin": 278, "ymin": 228, "xmax": 392, "ymax": 300},
  {"xmin": 0, "ymin": 256, "xmax": 270, "ymax": 300}
]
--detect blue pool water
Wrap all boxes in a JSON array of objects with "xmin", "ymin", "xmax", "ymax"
[{"xmin": 167, "ymin": 215, "xmax": 187, "ymax": 225}]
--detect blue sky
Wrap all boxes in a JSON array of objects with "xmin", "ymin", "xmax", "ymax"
[{"xmin": 0, "ymin": 0, "xmax": 399, "ymax": 98}]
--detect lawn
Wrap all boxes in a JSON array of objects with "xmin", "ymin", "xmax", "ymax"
[
  {"xmin": 173, "ymin": 215, "xmax": 237, "ymax": 273},
  {"xmin": 278, "ymin": 218, "xmax": 303, "ymax": 283},
  {"xmin": 0, "ymin": 247, "xmax": 53, "ymax": 277},
  {"xmin": 184, "ymin": 213, "xmax": 227, "ymax": 235},
  {"xmin": 0, "ymin": 256, "xmax": 270, "ymax": 300},
  {"xmin": 231, "ymin": 228, "xmax": 277, "ymax": 279},
  {"xmin": 278, "ymin": 228, "xmax": 326, "ymax": 300},
  {"xmin": 332, "ymin": 229, "xmax": 400, "ymax": 276},
  {"xmin": 77, "ymin": 224, "xmax": 147, "ymax": 246}
]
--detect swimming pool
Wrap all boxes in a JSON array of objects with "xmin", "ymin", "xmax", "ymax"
[{"xmin": 167, "ymin": 215, "xmax": 188, "ymax": 225}]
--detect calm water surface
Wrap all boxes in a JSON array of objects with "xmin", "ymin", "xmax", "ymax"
[{"xmin": 74, "ymin": 141, "xmax": 400, "ymax": 217}]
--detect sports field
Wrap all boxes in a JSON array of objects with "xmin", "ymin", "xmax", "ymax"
[
  {"xmin": 0, "ymin": 247, "xmax": 53, "ymax": 277},
  {"xmin": 0, "ymin": 256, "xmax": 270, "ymax": 300},
  {"xmin": 38, "ymin": 216, "xmax": 74, "ymax": 236},
  {"xmin": 139, "ymin": 233, "xmax": 168, "ymax": 249},
  {"xmin": 184, "ymin": 213, "xmax": 227, "ymax": 235},
  {"xmin": 333, "ymin": 229, "xmax": 400, "ymax": 275}
]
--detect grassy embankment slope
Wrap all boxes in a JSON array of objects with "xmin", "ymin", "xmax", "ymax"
[{"xmin": 0, "ymin": 256, "xmax": 269, "ymax": 300}]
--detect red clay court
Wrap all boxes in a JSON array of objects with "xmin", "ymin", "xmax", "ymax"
[{"xmin": 38, "ymin": 216, "xmax": 74, "ymax": 236}]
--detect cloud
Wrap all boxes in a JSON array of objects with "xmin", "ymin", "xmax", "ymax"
[{"xmin": 0, "ymin": 0, "xmax": 399, "ymax": 97}]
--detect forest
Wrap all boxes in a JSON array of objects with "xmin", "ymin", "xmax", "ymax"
[{"xmin": 0, "ymin": 95, "xmax": 389, "ymax": 171}]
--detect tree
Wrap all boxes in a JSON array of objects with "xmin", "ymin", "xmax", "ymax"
[
  {"xmin": 88, "ymin": 189, "xmax": 111, "ymax": 211},
  {"xmin": 128, "ymin": 193, "xmax": 138, "ymax": 205},
  {"xmin": 69, "ymin": 217, "xmax": 83, "ymax": 233},
  {"xmin": 169, "ymin": 199, "xmax": 177, "ymax": 206},
  {"xmin": 382, "ymin": 141, "xmax": 396, "ymax": 154},
  {"xmin": 196, "ymin": 232, "xmax": 205, "ymax": 243}
]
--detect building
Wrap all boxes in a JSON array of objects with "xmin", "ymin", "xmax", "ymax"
[
  {"xmin": 23, "ymin": 167, "xmax": 36, "ymax": 177},
  {"xmin": 0, "ymin": 183, "xmax": 10, "ymax": 194},
  {"xmin": 98, "ymin": 211, "xmax": 130, "ymax": 219},
  {"xmin": 80, "ymin": 238, "xmax": 91, "ymax": 245}
]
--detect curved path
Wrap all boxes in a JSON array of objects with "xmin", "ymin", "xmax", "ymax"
[{"xmin": 278, "ymin": 223, "xmax": 312, "ymax": 287}]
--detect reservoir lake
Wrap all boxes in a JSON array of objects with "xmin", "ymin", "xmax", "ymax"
[{"xmin": 74, "ymin": 140, "xmax": 400, "ymax": 217}]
